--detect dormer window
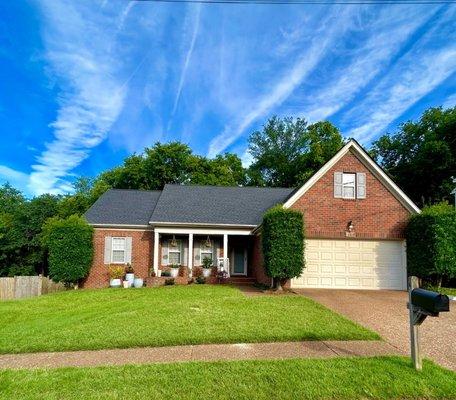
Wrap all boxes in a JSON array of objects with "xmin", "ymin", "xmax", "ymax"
[{"xmin": 334, "ymin": 172, "xmax": 366, "ymax": 199}]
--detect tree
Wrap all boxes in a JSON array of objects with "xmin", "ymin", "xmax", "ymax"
[
  {"xmin": 262, "ymin": 205, "xmax": 305, "ymax": 290},
  {"xmin": 42, "ymin": 215, "xmax": 94, "ymax": 287},
  {"xmin": 247, "ymin": 116, "xmax": 344, "ymax": 187},
  {"xmin": 406, "ymin": 202, "xmax": 456, "ymax": 287},
  {"xmin": 371, "ymin": 106, "xmax": 456, "ymax": 206}
]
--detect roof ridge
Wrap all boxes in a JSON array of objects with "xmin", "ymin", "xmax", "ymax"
[{"xmin": 163, "ymin": 183, "xmax": 295, "ymax": 190}]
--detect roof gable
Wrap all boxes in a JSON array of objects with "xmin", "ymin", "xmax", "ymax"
[{"xmin": 283, "ymin": 139, "xmax": 420, "ymax": 214}]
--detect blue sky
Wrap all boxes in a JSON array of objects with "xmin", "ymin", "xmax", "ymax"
[{"xmin": 0, "ymin": 0, "xmax": 455, "ymax": 196}]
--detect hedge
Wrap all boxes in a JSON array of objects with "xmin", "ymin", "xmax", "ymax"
[
  {"xmin": 262, "ymin": 205, "xmax": 305, "ymax": 288},
  {"xmin": 406, "ymin": 203, "xmax": 456, "ymax": 285},
  {"xmin": 42, "ymin": 215, "xmax": 94, "ymax": 286}
]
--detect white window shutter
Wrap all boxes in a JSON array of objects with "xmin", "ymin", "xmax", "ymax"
[
  {"xmin": 161, "ymin": 239, "xmax": 169, "ymax": 266},
  {"xmin": 357, "ymin": 172, "xmax": 366, "ymax": 199},
  {"xmin": 125, "ymin": 237, "xmax": 132, "ymax": 263},
  {"xmin": 104, "ymin": 236, "xmax": 112, "ymax": 264},
  {"xmin": 194, "ymin": 240, "xmax": 201, "ymax": 266},
  {"xmin": 334, "ymin": 172, "xmax": 343, "ymax": 198}
]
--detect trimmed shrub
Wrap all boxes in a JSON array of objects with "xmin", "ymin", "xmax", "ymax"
[
  {"xmin": 406, "ymin": 203, "xmax": 456, "ymax": 286},
  {"xmin": 262, "ymin": 205, "xmax": 305, "ymax": 289},
  {"xmin": 42, "ymin": 215, "xmax": 93, "ymax": 287}
]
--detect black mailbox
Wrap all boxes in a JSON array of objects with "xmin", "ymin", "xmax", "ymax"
[{"xmin": 411, "ymin": 288, "xmax": 450, "ymax": 315}]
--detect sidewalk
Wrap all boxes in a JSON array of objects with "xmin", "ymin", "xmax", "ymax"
[{"xmin": 0, "ymin": 340, "xmax": 400, "ymax": 370}]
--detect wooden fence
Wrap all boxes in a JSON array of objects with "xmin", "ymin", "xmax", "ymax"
[{"xmin": 0, "ymin": 276, "xmax": 65, "ymax": 301}]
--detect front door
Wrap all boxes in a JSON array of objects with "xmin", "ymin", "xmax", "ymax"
[{"xmin": 232, "ymin": 247, "xmax": 247, "ymax": 275}]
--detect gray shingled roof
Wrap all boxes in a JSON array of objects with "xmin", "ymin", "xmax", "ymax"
[
  {"xmin": 150, "ymin": 184, "xmax": 295, "ymax": 226},
  {"xmin": 84, "ymin": 189, "xmax": 162, "ymax": 226}
]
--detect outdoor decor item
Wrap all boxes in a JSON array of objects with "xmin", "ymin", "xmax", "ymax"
[
  {"xmin": 170, "ymin": 264, "xmax": 180, "ymax": 278},
  {"xmin": 125, "ymin": 264, "xmax": 134, "ymax": 287},
  {"xmin": 109, "ymin": 265, "xmax": 124, "ymax": 288},
  {"xmin": 133, "ymin": 277, "xmax": 144, "ymax": 288},
  {"xmin": 202, "ymin": 257, "xmax": 212, "ymax": 278}
]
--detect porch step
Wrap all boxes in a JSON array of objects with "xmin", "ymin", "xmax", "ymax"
[{"xmin": 228, "ymin": 277, "xmax": 256, "ymax": 285}]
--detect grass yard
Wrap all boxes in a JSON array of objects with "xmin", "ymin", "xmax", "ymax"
[
  {"xmin": 0, "ymin": 285, "xmax": 377, "ymax": 354},
  {"xmin": 0, "ymin": 357, "xmax": 455, "ymax": 399}
]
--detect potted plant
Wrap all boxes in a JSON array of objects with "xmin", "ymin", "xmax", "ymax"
[
  {"xmin": 202, "ymin": 257, "xmax": 212, "ymax": 278},
  {"xmin": 133, "ymin": 277, "xmax": 144, "ymax": 288},
  {"xmin": 109, "ymin": 265, "xmax": 124, "ymax": 288},
  {"xmin": 125, "ymin": 263, "xmax": 135, "ymax": 287},
  {"xmin": 170, "ymin": 264, "xmax": 180, "ymax": 278}
]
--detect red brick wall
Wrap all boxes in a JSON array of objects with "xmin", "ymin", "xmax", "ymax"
[
  {"xmin": 290, "ymin": 149, "xmax": 411, "ymax": 239},
  {"xmin": 251, "ymin": 234, "xmax": 271, "ymax": 286},
  {"xmin": 83, "ymin": 229, "xmax": 153, "ymax": 288}
]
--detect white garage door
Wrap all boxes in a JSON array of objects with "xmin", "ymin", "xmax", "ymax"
[{"xmin": 291, "ymin": 239, "xmax": 407, "ymax": 290}]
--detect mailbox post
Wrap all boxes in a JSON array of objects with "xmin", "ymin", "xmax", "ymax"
[{"xmin": 407, "ymin": 276, "xmax": 450, "ymax": 371}]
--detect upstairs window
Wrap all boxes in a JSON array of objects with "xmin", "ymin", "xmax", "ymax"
[
  {"xmin": 334, "ymin": 172, "xmax": 366, "ymax": 199},
  {"xmin": 342, "ymin": 173, "xmax": 356, "ymax": 199}
]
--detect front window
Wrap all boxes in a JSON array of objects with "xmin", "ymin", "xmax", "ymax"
[
  {"xmin": 200, "ymin": 246, "xmax": 213, "ymax": 265},
  {"xmin": 112, "ymin": 237, "xmax": 126, "ymax": 263},
  {"xmin": 342, "ymin": 173, "xmax": 356, "ymax": 199},
  {"xmin": 168, "ymin": 240, "xmax": 181, "ymax": 265}
]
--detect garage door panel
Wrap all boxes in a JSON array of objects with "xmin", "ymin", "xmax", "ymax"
[{"xmin": 292, "ymin": 239, "xmax": 406, "ymax": 290}]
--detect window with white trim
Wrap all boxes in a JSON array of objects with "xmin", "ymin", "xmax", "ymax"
[
  {"xmin": 111, "ymin": 237, "xmax": 126, "ymax": 263},
  {"xmin": 342, "ymin": 173, "xmax": 356, "ymax": 199},
  {"xmin": 168, "ymin": 241, "xmax": 181, "ymax": 265},
  {"xmin": 200, "ymin": 244, "xmax": 213, "ymax": 265}
]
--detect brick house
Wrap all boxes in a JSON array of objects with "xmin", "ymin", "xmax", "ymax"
[{"xmin": 84, "ymin": 139, "xmax": 420, "ymax": 290}]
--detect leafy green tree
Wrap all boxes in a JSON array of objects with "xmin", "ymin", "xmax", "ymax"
[
  {"xmin": 42, "ymin": 215, "xmax": 94, "ymax": 287},
  {"xmin": 247, "ymin": 116, "xmax": 343, "ymax": 187},
  {"xmin": 262, "ymin": 205, "xmax": 305, "ymax": 290},
  {"xmin": 406, "ymin": 202, "xmax": 456, "ymax": 287},
  {"xmin": 371, "ymin": 106, "xmax": 456, "ymax": 206}
]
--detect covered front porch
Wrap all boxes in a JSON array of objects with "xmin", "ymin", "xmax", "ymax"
[{"xmin": 152, "ymin": 227, "xmax": 256, "ymax": 282}]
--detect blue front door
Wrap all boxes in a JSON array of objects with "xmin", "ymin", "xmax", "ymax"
[{"xmin": 233, "ymin": 247, "xmax": 246, "ymax": 275}]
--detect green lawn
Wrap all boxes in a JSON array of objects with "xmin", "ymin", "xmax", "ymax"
[
  {"xmin": 0, "ymin": 285, "xmax": 377, "ymax": 354},
  {"xmin": 0, "ymin": 357, "xmax": 455, "ymax": 399}
]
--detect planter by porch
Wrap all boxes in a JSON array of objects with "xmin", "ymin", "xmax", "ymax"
[
  {"xmin": 170, "ymin": 268, "xmax": 179, "ymax": 278},
  {"xmin": 122, "ymin": 280, "xmax": 130, "ymax": 289},
  {"xmin": 125, "ymin": 273, "xmax": 135, "ymax": 287},
  {"xmin": 110, "ymin": 278, "xmax": 122, "ymax": 288},
  {"xmin": 202, "ymin": 268, "xmax": 212, "ymax": 278},
  {"xmin": 133, "ymin": 278, "xmax": 144, "ymax": 288}
]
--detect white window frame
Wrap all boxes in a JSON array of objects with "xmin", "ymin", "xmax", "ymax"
[
  {"xmin": 168, "ymin": 240, "xmax": 182, "ymax": 266},
  {"xmin": 200, "ymin": 245, "xmax": 213, "ymax": 265},
  {"xmin": 342, "ymin": 173, "xmax": 356, "ymax": 199},
  {"xmin": 111, "ymin": 237, "xmax": 126, "ymax": 264}
]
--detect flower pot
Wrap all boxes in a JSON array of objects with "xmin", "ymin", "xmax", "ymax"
[
  {"xmin": 110, "ymin": 278, "xmax": 122, "ymax": 288},
  {"xmin": 202, "ymin": 268, "xmax": 211, "ymax": 278},
  {"xmin": 125, "ymin": 273, "xmax": 135, "ymax": 286},
  {"xmin": 133, "ymin": 278, "xmax": 144, "ymax": 288},
  {"xmin": 157, "ymin": 270, "xmax": 162, "ymax": 277},
  {"xmin": 170, "ymin": 268, "xmax": 179, "ymax": 278},
  {"xmin": 122, "ymin": 280, "xmax": 130, "ymax": 289}
]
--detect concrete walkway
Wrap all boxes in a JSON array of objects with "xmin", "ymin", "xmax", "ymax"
[{"xmin": 0, "ymin": 340, "xmax": 398, "ymax": 370}]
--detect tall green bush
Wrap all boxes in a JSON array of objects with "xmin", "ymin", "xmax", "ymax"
[
  {"xmin": 406, "ymin": 203, "xmax": 456, "ymax": 286},
  {"xmin": 42, "ymin": 215, "xmax": 94, "ymax": 287},
  {"xmin": 262, "ymin": 205, "xmax": 305, "ymax": 289}
]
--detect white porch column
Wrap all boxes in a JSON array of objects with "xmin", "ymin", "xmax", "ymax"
[
  {"xmin": 153, "ymin": 230, "xmax": 159, "ymax": 275},
  {"xmin": 223, "ymin": 233, "xmax": 229, "ymax": 277},
  {"xmin": 188, "ymin": 233, "xmax": 194, "ymax": 277}
]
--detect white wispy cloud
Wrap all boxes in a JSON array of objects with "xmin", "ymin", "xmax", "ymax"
[
  {"xmin": 301, "ymin": 6, "xmax": 434, "ymax": 122},
  {"xmin": 30, "ymin": 0, "xmax": 128, "ymax": 195},
  {"xmin": 443, "ymin": 93, "xmax": 456, "ymax": 109},
  {"xmin": 168, "ymin": 4, "xmax": 202, "ymax": 131},
  {"xmin": 207, "ymin": 7, "xmax": 353, "ymax": 158},
  {"xmin": 345, "ymin": 7, "xmax": 456, "ymax": 143},
  {"xmin": 0, "ymin": 165, "xmax": 30, "ymax": 192}
]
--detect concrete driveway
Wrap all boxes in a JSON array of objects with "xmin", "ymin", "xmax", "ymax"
[{"xmin": 294, "ymin": 289, "xmax": 456, "ymax": 371}]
